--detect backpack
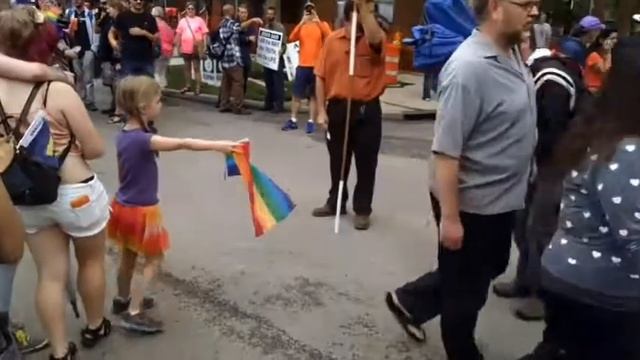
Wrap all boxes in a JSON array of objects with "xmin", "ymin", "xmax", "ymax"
[
  {"xmin": 404, "ymin": 0, "xmax": 477, "ymax": 72},
  {"xmin": 530, "ymin": 54, "xmax": 592, "ymax": 162},
  {"xmin": 0, "ymin": 83, "xmax": 75, "ymax": 206},
  {"xmin": 207, "ymin": 19, "xmax": 233, "ymax": 61},
  {"xmin": 531, "ymin": 55, "xmax": 591, "ymax": 116}
]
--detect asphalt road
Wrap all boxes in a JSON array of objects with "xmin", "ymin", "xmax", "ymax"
[{"xmin": 12, "ymin": 91, "xmax": 542, "ymax": 360}]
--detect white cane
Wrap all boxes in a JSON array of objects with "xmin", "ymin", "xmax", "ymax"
[{"xmin": 334, "ymin": 8, "xmax": 359, "ymax": 234}]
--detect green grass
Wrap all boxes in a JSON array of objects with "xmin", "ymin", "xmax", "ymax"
[{"xmin": 166, "ymin": 64, "xmax": 292, "ymax": 102}]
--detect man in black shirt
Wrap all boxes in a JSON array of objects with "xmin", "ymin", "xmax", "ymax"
[{"xmin": 109, "ymin": 0, "xmax": 158, "ymax": 77}]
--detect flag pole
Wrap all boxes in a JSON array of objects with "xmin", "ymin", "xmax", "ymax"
[{"xmin": 334, "ymin": 8, "xmax": 359, "ymax": 234}]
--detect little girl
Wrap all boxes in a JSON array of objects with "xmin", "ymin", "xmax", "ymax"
[{"xmin": 108, "ymin": 76, "xmax": 239, "ymax": 333}]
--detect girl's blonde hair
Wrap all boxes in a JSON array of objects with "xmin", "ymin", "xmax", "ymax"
[{"xmin": 116, "ymin": 76, "xmax": 161, "ymax": 123}]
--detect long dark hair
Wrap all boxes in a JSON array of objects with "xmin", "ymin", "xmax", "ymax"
[{"xmin": 556, "ymin": 37, "xmax": 640, "ymax": 171}]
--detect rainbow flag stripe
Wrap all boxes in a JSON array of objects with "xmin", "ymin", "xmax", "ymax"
[{"xmin": 226, "ymin": 142, "xmax": 295, "ymax": 237}]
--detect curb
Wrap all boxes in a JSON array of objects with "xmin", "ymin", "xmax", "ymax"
[{"xmin": 162, "ymin": 89, "xmax": 436, "ymax": 121}]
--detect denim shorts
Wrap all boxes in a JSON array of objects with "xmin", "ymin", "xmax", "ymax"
[
  {"xmin": 292, "ymin": 66, "xmax": 315, "ymax": 99},
  {"xmin": 17, "ymin": 176, "xmax": 110, "ymax": 238}
]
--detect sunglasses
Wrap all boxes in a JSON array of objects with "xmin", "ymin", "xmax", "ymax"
[{"xmin": 505, "ymin": 0, "xmax": 540, "ymax": 12}]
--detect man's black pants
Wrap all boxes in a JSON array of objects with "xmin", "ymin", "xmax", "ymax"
[
  {"xmin": 325, "ymin": 99, "xmax": 382, "ymax": 216},
  {"xmin": 512, "ymin": 164, "xmax": 563, "ymax": 292},
  {"xmin": 396, "ymin": 195, "xmax": 515, "ymax": 360},
  {"xmin": 263, "ymin": 62, "xmax": 285, "ymax": 111}
]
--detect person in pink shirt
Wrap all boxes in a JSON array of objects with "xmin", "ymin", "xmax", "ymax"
[
  {"xmin": 175, "ymin": 2, "xmax": 208, "ymax": 95},
  {"xmin": 151, "ymin": 6, "xmax": 174, "ymax": 88}
]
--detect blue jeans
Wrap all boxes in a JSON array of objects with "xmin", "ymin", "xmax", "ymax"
[
  {"xmin": 263, "ymin": 61, "xmax": 285, "ymax": 111},
  {"xmin": 120, "ymin": 60, "xmax": 154, "ymax": 78}
]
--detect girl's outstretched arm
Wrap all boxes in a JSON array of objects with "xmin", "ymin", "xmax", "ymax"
[
  {"xmin": 150, "ymin": 135, "xmax": 239, "ymax": 153},
  {"xmin": 0, "ymin": 53, "xmax": 71, "ymax": 84}
]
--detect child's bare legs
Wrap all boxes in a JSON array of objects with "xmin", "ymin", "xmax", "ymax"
[
  {"xmin": 129, "ymin": 254, "xmax": 162, "ymax": 314},
  {"xmin": 27, "ymin": 227, "xmax": 70, "ymax": 358},
  {"xmin": 72, "ymin": 230, "xmax": 107, "ymax": 329},
  {"xmin": 120, "ymin": 254, "xmax": 163, "ymax": 333},
  {"xmin": 116, "ymin": 248, "xmax": 137, "ymax": 300}
]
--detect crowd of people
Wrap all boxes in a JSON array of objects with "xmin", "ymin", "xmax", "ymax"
[{"xmin": 0, "ymin": 0, "xmax": 638, "ymax": 359}]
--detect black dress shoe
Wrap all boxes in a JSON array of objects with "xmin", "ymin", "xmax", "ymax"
[
  {"xmin": 493, "ymin": 281, "xmax": 531, "ymax": 298},
  {"xmin": 384, "ymin": 291, "xmax": 426, "ymax": 343},
  {"xmin": 311, "ymin": 204, "xmax": 347, "ymax": 217},
  {"xmin": 354, "ymin": 215, "xmax": 371, "ymax": 230}
]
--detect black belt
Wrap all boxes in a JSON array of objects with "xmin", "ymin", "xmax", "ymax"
[
  {"xmin": 329, "ymin": 98, "xmax": 380, "ymax": 104},
  {"xmin": 80, "ymin": 175, "xmax": 95, "ymax": 184}
]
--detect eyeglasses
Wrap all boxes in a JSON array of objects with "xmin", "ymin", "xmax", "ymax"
[
  {"xmin": 187, "ymin": 7, "xmax": 195, "ymax": 10},
  {"xmin": 505, "ymin": 0, "xmax": 540, "ymax": 12}
]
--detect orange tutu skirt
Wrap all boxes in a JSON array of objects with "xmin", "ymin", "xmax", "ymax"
[{"xmin": 107, "ymin": 199, "xmax": 170, "ymax": 257}]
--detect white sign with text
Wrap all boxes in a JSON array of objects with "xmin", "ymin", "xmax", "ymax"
[
  {"xmin": 256, "ymin": 28, "xmax": 283, "ymax": 71},
  {"xmin": 283, "ymin": 41, "xmax": 300, "ymax": 82}
]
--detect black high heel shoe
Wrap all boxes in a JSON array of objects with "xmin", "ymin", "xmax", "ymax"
[
  {"xmin": 80, "ymin": 318, "xmax": 112, "ymax": 348},
  {"xmin": 49, "ymin": 342, "xmax": 77, "ymax": 360}
]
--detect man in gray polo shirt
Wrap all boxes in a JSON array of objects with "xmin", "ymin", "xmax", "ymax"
[{"xmin": 385, "ymin": 0, "xmax": 538, "ymax": 358}]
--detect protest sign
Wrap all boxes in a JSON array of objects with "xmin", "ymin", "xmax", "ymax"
[
  {"xmin": 256, "ymin": 28, "xmax": 283, "ymax": 71},
  {"xmin": 283, "ymin": 41, "xmax": 300, "ymax": 82},
  {"xmin": 201, "ymin": 58, "xmax": 221, "ymax": 87}
]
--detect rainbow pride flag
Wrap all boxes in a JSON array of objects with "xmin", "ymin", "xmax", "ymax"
[{"xmin": 226, "ymin": 142, "xmax": 295, "ymax": 237}]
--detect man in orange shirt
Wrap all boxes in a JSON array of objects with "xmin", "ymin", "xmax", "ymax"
[
  {"xmin": 311, "ymin": 0, "xmax": 386, "ymax": 230},
  {"xmin": 281, "ymin": 2, "xmax": 331, "ymax": 134}
]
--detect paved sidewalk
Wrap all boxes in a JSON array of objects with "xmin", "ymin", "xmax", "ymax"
[
  {"xmin": 381, "ymin": 73, "xmax": 438, "ymax": 116},
  {"xmin": 167, "ymin": 57, "xmax": 436, "ymax": 120}
]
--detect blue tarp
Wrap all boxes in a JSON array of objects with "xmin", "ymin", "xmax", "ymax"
[{"xmin": 404, "ymin": 0, "xmax": 477, "ymax": 71}]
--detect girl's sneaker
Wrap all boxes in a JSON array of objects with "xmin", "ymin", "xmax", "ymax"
[
  {"xmin": 111, "ymin": 296, "xmax": 155, "ymax": 315},
  {"xmin": 120, "ymin": 312, "xmax": 163, "ymax": 334}
]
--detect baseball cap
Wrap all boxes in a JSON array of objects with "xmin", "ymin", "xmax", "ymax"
[
  {"xmin": 633, "ymin": 14, "xmax": 640, "ymax": 23},
  {"xmin": 11, "ymin": 0, "xmax": 38, "ymax": 7},
  {"xmin": 579, "ymin": 15, "xmax": 605, "ymax": 31}
]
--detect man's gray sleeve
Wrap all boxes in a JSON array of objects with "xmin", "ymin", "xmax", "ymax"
[{"xmin": 431, "ymin": 65, "xmax": 482, "ymax": 158}]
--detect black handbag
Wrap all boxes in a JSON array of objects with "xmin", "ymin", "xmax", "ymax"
[{"xmin": 0, "ymin": 82, "xmax": 75, "ymax": 206}]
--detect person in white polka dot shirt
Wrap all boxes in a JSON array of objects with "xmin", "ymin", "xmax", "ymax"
[{"xmin": 521, "ymin": 37, "xmax": 640, "ymax": 360}]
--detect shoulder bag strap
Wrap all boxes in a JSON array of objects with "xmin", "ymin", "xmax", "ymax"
[
  {"xmin": 14, "ymin": 83, "xmax": 46, "ymax": 141},
  {"xmin": 0, "ymin": 98, "xmax": 12, "ymax": 137},
  {"xmin": 222, "ymin": 19, "xmax": 234, "ymax": 45},
  {"xmin": 185, "ymin": 17, "xmax": 197, "ymax": 40},
  {"xmin": 42, "ymin": 82, "xmax": 76, "ymax": 163}
]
